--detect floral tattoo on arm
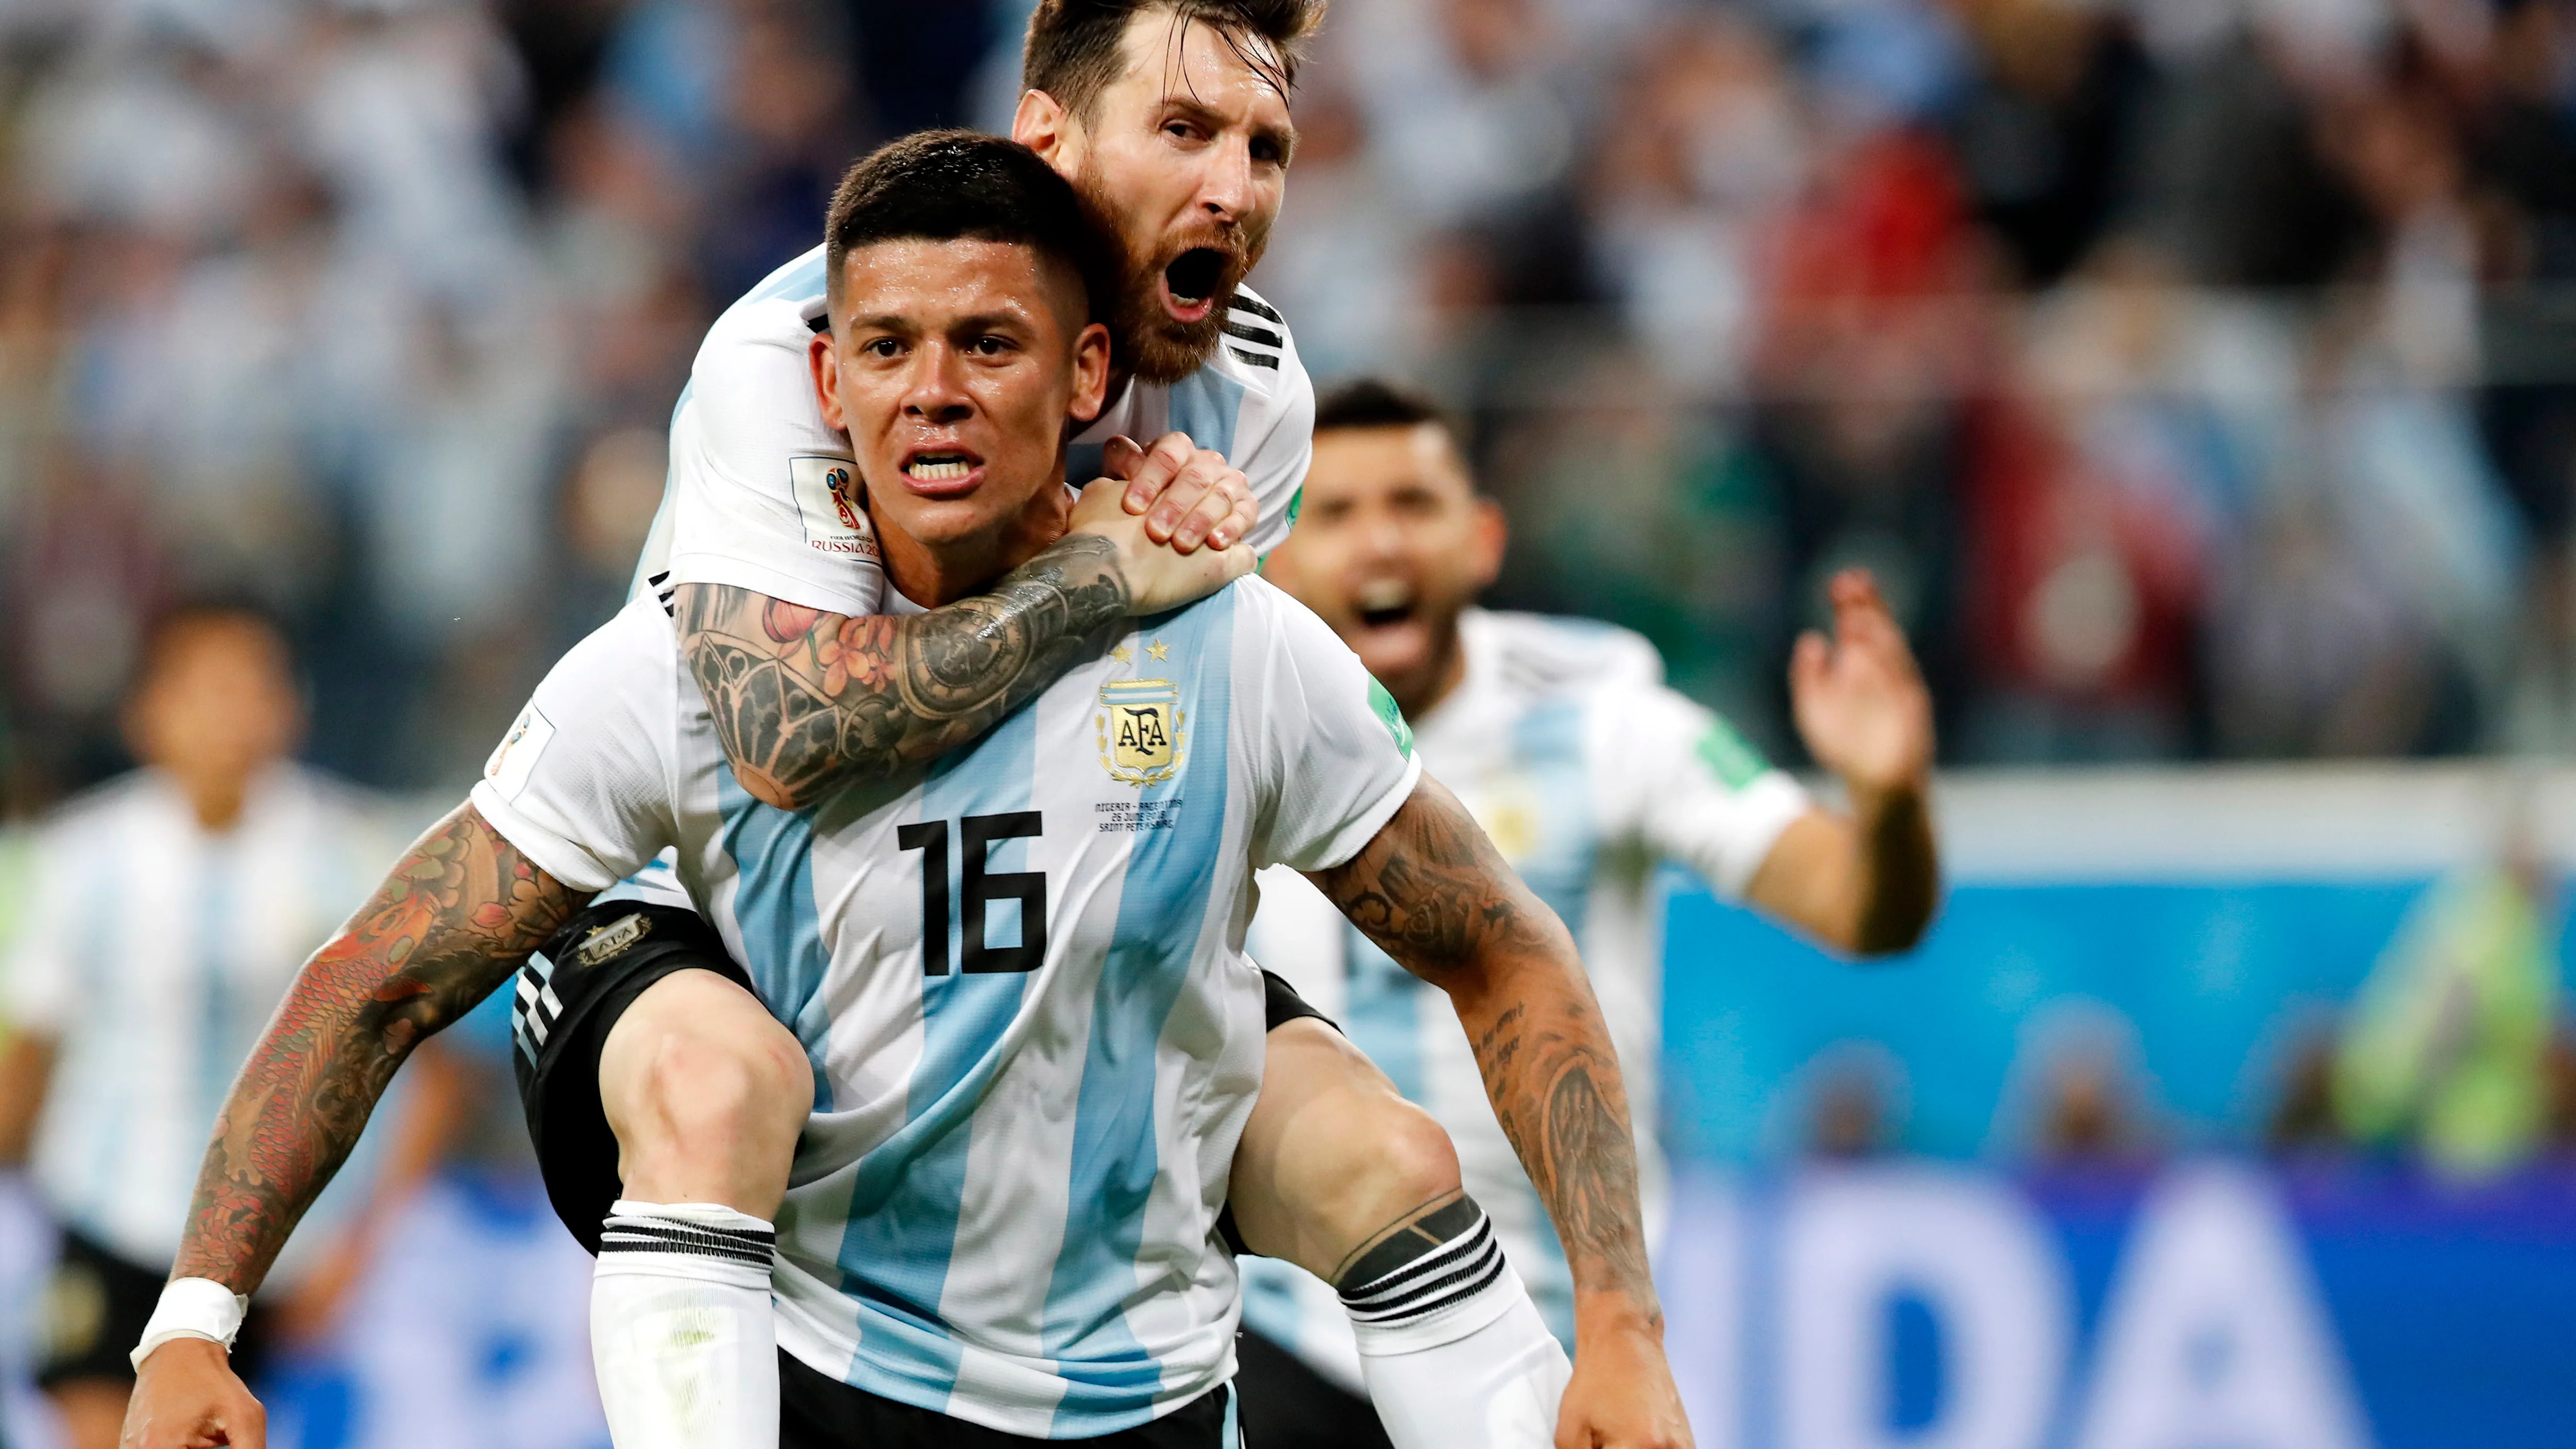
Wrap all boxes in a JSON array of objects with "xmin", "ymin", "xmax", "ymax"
[
  {"xmin": 675, "ymin": 533, "xmax": 1130, "ymax": 811},
  {"xmin": 173, "ymin": 804, "xmax": 586, "ymax": 1292},
  {"xmin": 1307, "ymin": 776, "xmax": 1660, "ymax": 1320}
]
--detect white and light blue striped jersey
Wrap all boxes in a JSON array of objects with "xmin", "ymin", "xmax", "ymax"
[
  {"xmin": 472, "ymin": 578, "xmax": 1418, "ymax": 1438},
  {"xmin": 1241, "ymin": 609, "xmax": 1810, "ymax": 1376},
  {"xmin": 627, "ymin": 245, "xmax": 1314, "ymax": 619},
  {"xmin": 0, "ymin": 766, "xmax": 404, "ymax": 1282}
]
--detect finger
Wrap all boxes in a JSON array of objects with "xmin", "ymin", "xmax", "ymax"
[
  {"xmin": 1170, "ymin": 486, "xmax": 1229, "ymax": 552},
  {"xmin": 1828, "ymin": 569, "xmax": 1883, "ymax": 628},
  {"xmin": 1127, "ymin": 432, "xmax": 1197, "ymax": 515},
  {"xmin": 1100, "ymin": 436, "xmax": 1161, "ymax": 510},
  {"xmin": 1789, "ymin": 629, "xmax": 1832, "ymax": 693},
  {"xmin": 1165, "ymin": 460, "xmax": 1239, "ymax": 551},
  {"xmin": 1211, "ymin": 486, "xmax": 1258, "ymax": 550},
  {"xmin": 1147, "ymin": 452, "xmax": 1228, "ymax": 547}
]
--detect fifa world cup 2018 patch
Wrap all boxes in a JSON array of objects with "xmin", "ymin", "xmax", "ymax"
[
  {"xmin": 789, "ymin": 455, "xmax": 881, "ymax": 558},
  {"xmin": 573, "ymin": 912, "xmax": 653, "ymax": 969},
  {"xmin": 485, "ymin": 704, "xmax": 557, "ymax": 801},
  {"xmin": 1098, "ymin": 677, "xmax": 1186, "ymax": 786}
]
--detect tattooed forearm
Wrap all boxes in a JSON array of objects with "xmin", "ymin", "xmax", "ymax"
[
  {"xmin": 173, "ymin": 803, "xmax": 585, "ymax": 1292},
  {"xmin": 1308, "ymin": 777, "xmax": 1660, "ymax": 1321},
  {"xmin": 676, "ymin": 534, "xmax": 1130, "ymax": 810}
]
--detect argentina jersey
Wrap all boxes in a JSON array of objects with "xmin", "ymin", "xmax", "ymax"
[
  {"xmin": 628, "ymin": 244, "xmax": 1315, "ymax": 622},
  {"xmin": 1240, "ymin": 609, "xmax": 1812, "ymax": 1367},
  {"xmin": 471, "ymin": 576, "xmax": 1419, "ymax": 1438}
]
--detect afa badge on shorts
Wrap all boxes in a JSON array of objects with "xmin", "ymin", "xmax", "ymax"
[{"xmin": 1098, "ymin": 678, "xmax": 1185, "ymax": 786}]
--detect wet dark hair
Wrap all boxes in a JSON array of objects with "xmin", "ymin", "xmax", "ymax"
[
  {"xmin": 1314, "ymin": 377, "xmax": 1463, "ymax": 441},
  {"xmin": 1022, "ymin": 0, "xmax": 1323, "ymax": 120},
  {"xmin": 1313, "ymin": 377, "xmax": 1479, "ymax": 491},
  {"xmin": 823, "ymin": 130, "xmax": 1119, "ymax": 325}
]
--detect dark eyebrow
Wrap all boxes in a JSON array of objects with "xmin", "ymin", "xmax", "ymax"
[
  {"xmin": 947, "ymin": 311, "xmax": 1036, "ymax": 334},
  {"xmin": 1158, "ymin": 94, "xmax": 1297, "ymax": 162},
  {"xmin": 849, "ymin": 313, "xmax": 919, "ymax": 335},
  {"xmin": 1156, "ymin": 94, "xmax": 1229, "ymax": 133}
]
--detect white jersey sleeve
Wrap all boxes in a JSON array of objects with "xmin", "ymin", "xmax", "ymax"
[
  {"xmin": 0, "ymin": 821, "xmax": 78, "ymax": 1035},
  {"xmin": 1238, "ymin": 578, "xmax": 1423, "ymax": 872},
  {"xmin": 656, "ymin": 248, "xmax": 887, "ymax": 619},
  {"xmin": 1219, "ymin": 291, "xmax": 1313, "ymax": 557},
  {"xmin": 469, "ymin": 594, "xmax": 687, "ymax": 894},
  {"xmin": 1603, "ymin": 685, "xmax": 1811, "ymax": 899}
]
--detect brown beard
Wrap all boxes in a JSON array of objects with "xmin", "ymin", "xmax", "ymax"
[{"xmin": 1079, "ymin": 172, "xmax": 1260, "ymax": 384}]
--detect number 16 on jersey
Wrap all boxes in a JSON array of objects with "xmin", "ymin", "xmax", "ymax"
[{"xmin": 896, "ymin": 813, "xmax": 1046, "ymax": 976}]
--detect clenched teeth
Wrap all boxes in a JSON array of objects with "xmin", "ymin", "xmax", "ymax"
[{"xmin": 908, "ymin": 456, "xmax": 972, "ymax": 481}]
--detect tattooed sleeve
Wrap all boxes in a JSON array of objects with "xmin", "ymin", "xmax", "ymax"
[
  {"xmin": 1307, "ymin": 776, "xmax": 1662, "ymax": 1322},
  {"xmin": 674, "ymin": 533, "xmax": 1130, "ymax": 810},
  {"xmin": 173, "ymin": 803, "xmax": 586, "ymax": 1291}
]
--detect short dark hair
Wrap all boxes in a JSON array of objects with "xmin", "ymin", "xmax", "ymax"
[
  {"xmin": 823, "ymin": 130, "xmax": 1118, "ymax": 324},
  {"xmin": 1022, "ymin": 1, "xmax": 1324, "ymax": 121},
  {"xmin": 131, "ymin": 600, "xmax": 292, "ymax": 697},
  {"xmin": 1314, "ymin": 377, "xmax": 1463, "ymax": 441}
]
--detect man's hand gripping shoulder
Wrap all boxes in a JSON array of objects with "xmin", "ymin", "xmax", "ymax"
[{"xmin": 1306, "ymin": 776, "xmax": 1694, "ymax": 1449}]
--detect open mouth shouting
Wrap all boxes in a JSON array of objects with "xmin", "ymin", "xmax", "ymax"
[
  {"xmin": 1354, "ymin": 578, "xmax": 1418, "ymax": 632},
  {"xmin": 1159, "ymin": 247, "xmax": 1234, "ymax": 325},
  {"xmin": 898, "ymin": 446, "xmax": 985, "ymax": 496}
]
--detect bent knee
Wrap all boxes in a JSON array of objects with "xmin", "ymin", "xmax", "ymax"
[
  {"xmin": 1340, "ymin": 1093, "xmax": 1463, "ymax": 1217},
  {"xmin": 603, "ymin": 977, "xmax": 811, "ymax": 1152},
  {"xmin": 636, "ymin": 1025, "xmax": 810, "ymax": 1139}
]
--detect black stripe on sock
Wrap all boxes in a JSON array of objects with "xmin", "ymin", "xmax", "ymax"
[
  {"xmin": 1338, "ymin": 1197, "xmax": 1486, "ymax": 1289},
  {"xmin": 1336, "ymin": 1202, "xmax": 1509, "ymax": 1326},
  {"xmin": 1344, "ymin": 1245, "xmax": 1507, "ymax": 1325},
  {"xmin": 599, "ymin": 1216, "xmax": 776, "ymax": 1268},
  {"xmin": 1339, "ymin": 1219, "xmax": 1492, "ymax": 1310}
]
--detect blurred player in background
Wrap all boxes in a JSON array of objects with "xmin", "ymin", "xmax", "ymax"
[
  {"xmin": 1240, "ymin": 380, "xmax": 1942, "ymax": 1443},
  {"xmin": 0, "ymin": 606, "xmax": 460, "ymax": 1449}
]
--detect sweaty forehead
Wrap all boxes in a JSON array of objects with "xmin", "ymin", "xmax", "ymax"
[
  {"xmin": 1106, "ymin": 9, "xmax": 1291, "ymax": 112},
  {"xmin": 833, "ymin": 237, "xmax": 1084, "ymax": 330}
]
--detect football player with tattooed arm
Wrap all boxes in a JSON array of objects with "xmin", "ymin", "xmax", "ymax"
[
  {"xmin": 597, "ymin": 0, "xmax": 1585, "ymax": 1443},
  {"xmin": 122, "ymin": 133, "xmax": 1685, "ymax": 1448}
]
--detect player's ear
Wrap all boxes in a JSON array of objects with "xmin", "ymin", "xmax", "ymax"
[
  {"xmin": 810, "ymin": 329, "xmax": 847, "ymax": 433},
  {"xmin": 1015, "ymin": 89, "xmax": 1076, "ymax": 165},
  {"xmin": 1468, "ymin": 496, "xmax": 1507, "ymax": 591},
  {"xmin": 1068, "ymin": 320, "xmax": 1111, "ymax": 424}
]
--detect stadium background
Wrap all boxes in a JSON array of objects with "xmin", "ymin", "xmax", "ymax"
[{"xmin": 2, "ymin": 0, "xmax": 2574, "ymax": 1445}]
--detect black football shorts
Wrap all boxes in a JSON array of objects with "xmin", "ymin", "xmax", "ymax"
[{"xmin": 510, "ymin": 901, "xmax": 754, "ymax": 1254}]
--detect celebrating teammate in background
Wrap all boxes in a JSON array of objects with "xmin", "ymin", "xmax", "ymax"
[
  {"xmin": 0, "ymin": 607, "xmax": 457, "ymax": 1449},
  {"xmin": 1240, "ymin": 380, "xmax": 1940, "ymax": 1442}
]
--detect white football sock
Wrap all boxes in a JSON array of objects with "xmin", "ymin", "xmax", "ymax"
[
  {"xmin": 590, "ymin": 1200, "xmax": 778, "ymax": 1449},
  {"xmin": 1340, "ymin": 1201, "xmax": 1572, "ymax": 1449}
]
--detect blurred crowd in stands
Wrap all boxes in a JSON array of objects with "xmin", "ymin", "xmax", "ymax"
[{"xmin": 3, "ymin": 0, "xmax": 2576, "ymax": 811}]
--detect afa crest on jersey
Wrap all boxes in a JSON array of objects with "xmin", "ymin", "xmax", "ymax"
[{"xmin": 1097, "ymin": 678, "xmax": 1185, "ymax": 785}]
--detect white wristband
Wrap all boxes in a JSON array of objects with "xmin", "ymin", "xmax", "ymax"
[{"xmin": 130, "ymin": 1277, "xmax": 249, "ymax": 1372}]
